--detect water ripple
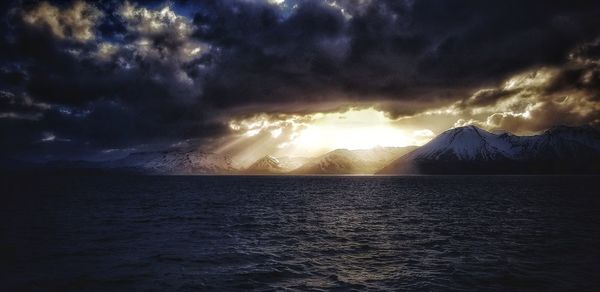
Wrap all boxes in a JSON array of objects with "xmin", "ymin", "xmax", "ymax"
[{"xmin": 2, "ymin": 175, "xmax": 600, "ymax": 291}]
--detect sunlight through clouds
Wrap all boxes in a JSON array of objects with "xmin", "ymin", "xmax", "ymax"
[{"xmin": 225, "ymin": 108, "xmax": 435, "ymax": 164}]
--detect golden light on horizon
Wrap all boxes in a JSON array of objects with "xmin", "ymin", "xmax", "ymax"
[
  {"xmin": 222, "ymin": 108, "xmax": 435, "ymax": 167},
  {"xmin": 289, "ymin": 109, "xmax": 425, "ymax": 151}
]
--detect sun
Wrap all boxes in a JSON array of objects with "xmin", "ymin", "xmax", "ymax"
[
  {"xmin": 223, "ymin": 108, "xmax": 435, "ymax": 167},
  {"xmin": 290, "ymin": 109, "xmax": 418, "ymax": 150}
]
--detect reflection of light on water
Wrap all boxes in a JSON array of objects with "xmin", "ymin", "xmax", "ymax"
[
  {"xmin": 16, "ymin": 175, "xmax": 593, "ymax": 289},
  {"xmin": 279, "ymin": 179, "xmax": 411, "ymax": 286}
]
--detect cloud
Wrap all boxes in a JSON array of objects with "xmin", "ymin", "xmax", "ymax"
[
  {"xmin": 119, "ymin": 1, "xmax": 191, "ymax": 37},
  {"xmin": 1, "ymin": 0, "xmax": 600, "ymax": 160},
  {"xmin": 416, "ymin": 43, "xmax": 600, "ymax": 134},
  {"xmin": 22, "ymin": 1, "xmax": 103, "ymax": 42},
  {"xmin": 222, "ymin": 107, "xmax": 434, "ymax": 166},
  {"xmin": 191, "ymin": 0, "xmax": 600, "ymax": 116},
  {"xmin": 0, "ymin": 90, "xmax": 49, "ymax": 121},
  {"xmin": 93, "ymin": 42, "xmax": 118, "ymax": 61},
  {"xmin": 1, "ymin": 1, "xmax": 222, "ymax": 159},
  {"xmin": 111, "ymin": 1, "xmax": 210, "ymax": 101},
  {"xmin": 118, "ymin": 1, "xmax": 208, "ymax": 62}
]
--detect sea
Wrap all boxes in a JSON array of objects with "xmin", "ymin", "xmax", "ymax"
[{"xmin": 2, "ymin": 175, "xmax": 600, "ymax": 291}]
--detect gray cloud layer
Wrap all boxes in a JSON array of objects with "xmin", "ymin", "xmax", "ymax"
[{"xmin": 0, "ymin": 0, "xmax": 599, "ymax": 160}]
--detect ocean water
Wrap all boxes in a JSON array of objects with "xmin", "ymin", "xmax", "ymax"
[{"xmin": 2, "ymin": 175, "xmax": 600, "ymax": 291}]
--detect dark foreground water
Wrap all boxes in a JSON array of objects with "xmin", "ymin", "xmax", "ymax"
[{"xmin": 2, "ymin": 175, "xmax": 600, "ymax": 291}]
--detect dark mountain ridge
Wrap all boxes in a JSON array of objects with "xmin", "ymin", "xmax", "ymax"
[{"xmin": 378, "ymin": 125, "xmax": 600, "ymax": 174}]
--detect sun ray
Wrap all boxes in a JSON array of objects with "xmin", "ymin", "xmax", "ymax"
[{"xmin": 224, "ymin": 108, "xmax": 435, "ymax": 166}]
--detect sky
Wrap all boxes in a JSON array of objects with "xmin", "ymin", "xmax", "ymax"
[{"xmin": 1, "ymin": 0, "xmax": 599, "ymax": 162}]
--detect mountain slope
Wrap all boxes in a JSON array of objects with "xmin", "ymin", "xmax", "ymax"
[
  {"xmin": 294, "ymin": 146, "xmax": 416, "ymax": 174},
  {"xmin": 275, "ymin": 156, "xmax": 311, "ymax": 171},
  {"xmin": 293, "ymin": 149, "xmax": 370, "ymax": 174},
  {"xmin": 245, "ymin": 155, "xmax": 311, "ymax": 174},
  {"xmin": 406, "ymin": 126, "xmax": 517, "ymax": 160},
  {"xmin": 245, "ymin": 155, "xmax": 285, "ymax": 174},
  {"xmin": 107, "ymin": 149, "xmax": 236, "ymax": 174},
  {"xmin": 378, "ymin": 125, "xmax": 600, "ymax": 174}
]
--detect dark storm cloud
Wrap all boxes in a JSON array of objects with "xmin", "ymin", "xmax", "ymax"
[
  {"xmin": 196, "ymin": 0, "xmax": 600, "ymax": 111},
  {"xmin": 0, "ymin": 0, "xmax": 227, "ymax": 159},
  {"xmin": 453, "ymin": 88, "xmax": 516, "ymax": 109},
  {"xmin": 544, "ymin": 40, "xmax": 600, "ymax": 96},
  {"xmin": 0, "ymin": 0, "xmax": 599, "ymax": 160},
  {"xmin": 412, "ymin": 1, "xmax": 599, "ymax": 81},
  {"xmin": 444, "ymin": 40, "xmax": 600, "ymax": 134},
  {"xmin": 196, "ymin": 0, "xmax": 350, "ymax": 108}
]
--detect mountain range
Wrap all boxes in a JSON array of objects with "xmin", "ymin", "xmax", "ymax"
[
  {"xmin": 292, "ymin": 147, "xmax": 416, "ymax": 174},
  {"xmin": 105, "ymin": 149, "xmax": 236, "ymax": 174},
  {"xmin": 243, "ymin": 155, "xmax": 311, "ymax": 174},
  {"xmin": 378, "ymin": 125, "xmax": 600, "ymax": 174},
  {"xmin": 242, "ymin": 147, "xmax": 414, "ymax": 174},
  {"xmin": 6, "ymin": 125, "xmax": 599, "ymax": 175}
]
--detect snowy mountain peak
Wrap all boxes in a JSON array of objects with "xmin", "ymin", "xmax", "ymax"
[
  {"xmin": 410, "ymin": 125, "xmax": 515, "ymax": 161},
  {"xmin": 327, "ymin": 149, "xmax": 354, "ymax": 156},
  {"xmin": 245, "ymin": 155, "xmax": 284, "ymax": 173},
  {"xmin": 541, "ymin": 125, "xmax": 600, "ymax": 150},
  {"xmin": 544, "ymin": 124, "xmax": 595, "ymax": 134},
  {"xmin": 378, "ymin": 125, "xmax": 600, "ymax": 174},
  {"xmin": 262, "ymin": 155, "xmax": 280, "ymax": 164},
  {"xmin": 293, "ymin": 146, "xmax": 416, "ymax": 174},
  {"xmin": 109, "ymin": 149, "xmax": 235, "ymax": 174}
]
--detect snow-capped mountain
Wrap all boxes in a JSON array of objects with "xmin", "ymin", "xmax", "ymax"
[
  {"xmin": 107, "ymin": 149, "xmax": 236, "ymax": 174},
  {"xmin": 294, "ymin": 146, "xmax": 416, "ymax": 174},
  {"xmin": 245, "ymin": 155, "xmax": 285, "ymax": 174},
  {"xmin": 27, "ymin": 125, "xmax": 599, "ymax": 175},
  {"xmin": 518, "ymin": 126, "xmax": 600, "ymax": 160},
  {"xmin": 403, "ymin": 125, "xmax": 517, "ymax": 160},
  {"xmin": 293, "ymin": 149, "xmax": 370, "ymax": 174},
  {"xmin": 542, "ymin": 125, "xmax": 600, "ymax": 150},
  {"xmin": 378, "ymin": 125, "xmax": 600, "ymax": 174},
  {"xmin": 245, "ymin": 155, "xmax": 310, "ymax": 174},
  {"xmin": 275, "ymin": 156, "xmax": 311, "ymax": 171}
]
